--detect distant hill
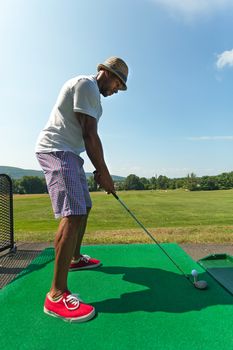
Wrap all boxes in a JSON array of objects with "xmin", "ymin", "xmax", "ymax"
[
  {"xmin": 0, "ymin": 166, "xmax": 125, "ymax": 182},
  {"xmin": 0, "ymin": 166, "xmax": 44, "ymax": 179}
]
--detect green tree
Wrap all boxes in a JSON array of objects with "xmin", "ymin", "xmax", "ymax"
[
  {"xmin": 217, "ymin": 172, "xmax": 233, "ymax": 190},
  {"xmin": 140, "ymin": 177, "xmax": 150, "ymax": 190},
  {"xmin": 199, "ymin": 176, "xmax": 219, "ymax": 191},
  {"xmin": 87, "ymin": 176, "xmax": 98, "ymax": 192},
  {"xmin": 124, "ymin": 174, "xmax": 144, "ymax": 190},
  {"xmin": 12, "ymin": 179, "xmax": 25, "ymax": 194},
  {"xmin": 19, "ymin": 176, "xmax": 47, "ymax": 194},
  {"xmin": 157, "ymin": 175, "xmax": 169, "ymax": 190},
  {"xmin": 149, "ymin": 176, "xmax": 157, "ymax": 190},
  {"xmin": 115, "ymin": 181, "xmax": 125, "ymax": 191},
  {"xmin": 186, "ymin": 173, "xmax": 199, "ymax": 191}
]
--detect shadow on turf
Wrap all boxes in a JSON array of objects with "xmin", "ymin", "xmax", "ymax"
[
  {"xmin": 1, "ymin": 248, "xmax": 55, "ymax": 287},
  {"xmin": 90, "ymin": 266, "xmax": 233, "ymax": 314}
]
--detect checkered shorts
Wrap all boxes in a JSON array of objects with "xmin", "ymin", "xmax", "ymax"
[{"xmin": 36, "ymin": 151, "xmax": 92, "ymax": 218}]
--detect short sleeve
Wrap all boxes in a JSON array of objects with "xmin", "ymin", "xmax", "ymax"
[{"xmin": 73, "ymin": 78, "xmax": 100, "ymax": 119}]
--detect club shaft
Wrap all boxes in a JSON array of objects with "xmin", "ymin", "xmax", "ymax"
[{"xmin": 112, "ymin": 192, "xmax": 193, "ymax": 284}]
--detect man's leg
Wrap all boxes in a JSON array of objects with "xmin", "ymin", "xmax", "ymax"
[
  {"xmin": 44, "ymin": 213, "xmax": 95, "ymax": 322},
  {"xmin": 50, "ymin": 215, "xmax": 85, "ymax": 298},
  {"xmin": 36, "ymin": 152, "xmax": 96, "ymax": 321},
  {"xmin": 68, "ymin": 162, "xmax": 101, "ymax": 270},
  {"xmin": 72, "ymin": 208, "xmax": 91, "ymax": 261},
  {"xmin": 69, "ymin": 207, "xmax": 101, "ymax": 271}
]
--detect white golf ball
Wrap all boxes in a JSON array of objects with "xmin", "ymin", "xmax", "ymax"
[{"xmin": 191, "ymin": 269, "xmax": 198, "ymax": 277}]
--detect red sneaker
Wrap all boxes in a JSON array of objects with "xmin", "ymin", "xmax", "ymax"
[
  {"xmin": 69, "ymin": 255, "xmax": 101, "ymax": 271},
  {"xmin": 43, "ymin": 291, "xmax": 95, "ymax": 322}
]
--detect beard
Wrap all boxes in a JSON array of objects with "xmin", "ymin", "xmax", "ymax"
[
  {"xmin": 99, "ymin": 81, "xmax": 113, "ymax": 97},
  {"xmin": 100, "ymin": 86, "xmax": 109, "ymax": 97}
]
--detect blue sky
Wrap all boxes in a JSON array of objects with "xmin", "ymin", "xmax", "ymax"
[{"xmin": 1, "ymin": 0, "xmax": 233, "ymax": 178}]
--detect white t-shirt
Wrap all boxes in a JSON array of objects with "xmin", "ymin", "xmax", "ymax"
[{"xmin": 35, "ymin": 75, "xmax": 102, "ymax": 155}]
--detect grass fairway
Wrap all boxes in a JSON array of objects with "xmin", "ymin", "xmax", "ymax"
[{"xmin": 13, "ymin": 190, "xmax": 233, "ymax": 244}]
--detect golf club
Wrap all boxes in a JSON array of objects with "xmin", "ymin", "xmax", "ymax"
[
  {"xmin": 112, "ymin": 192, "xmax": 208, "ymax": 290},
  {"xmin": 191, "ymin": 269, "xmax": 208, "ymax": 289}
]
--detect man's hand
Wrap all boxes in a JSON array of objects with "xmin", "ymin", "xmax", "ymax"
[{"xmin": 94, "ymin": 170, "xmax": 115, "ymax": 194}]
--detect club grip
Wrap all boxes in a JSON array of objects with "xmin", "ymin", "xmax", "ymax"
[{"xmin": 111, "ymin": 192, "xmax": 119, "ymax": 200}]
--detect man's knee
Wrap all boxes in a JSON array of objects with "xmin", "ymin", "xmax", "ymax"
[{"xmin": 60, "ymin": 215, "xmax": 85, "ymax": 228}]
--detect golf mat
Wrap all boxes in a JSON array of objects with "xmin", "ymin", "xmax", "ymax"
[{"xmin": 1, "ymin": 244, "xmax": 233, "ymax": 350}]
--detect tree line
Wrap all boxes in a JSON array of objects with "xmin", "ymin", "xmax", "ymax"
[{"xmin": 11, "ymin": 171, "xmax": 233, "ymax": 194}]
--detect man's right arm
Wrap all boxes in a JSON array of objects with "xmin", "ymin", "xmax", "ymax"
[{"xmin": 75, "ymin": 112, "xmax": 115, "ymax": 193}]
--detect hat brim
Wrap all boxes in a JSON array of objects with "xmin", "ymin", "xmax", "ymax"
[{"xmin": 97, "ymin": 64, "xmax": 127, "ymax": 90}]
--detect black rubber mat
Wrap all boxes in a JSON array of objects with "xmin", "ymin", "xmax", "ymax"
[
  {"xmin": 198, "ymin": 254, "xmax": 233, "ymax": 296},
  {"xmin": 0, "ymin": 249, "xmax": 42, "ymax": 288}
]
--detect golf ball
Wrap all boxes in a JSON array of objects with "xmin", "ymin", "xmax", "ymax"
[{"xmin": 191, "ymin": 269, "xmax": 198, "ymax": 277}]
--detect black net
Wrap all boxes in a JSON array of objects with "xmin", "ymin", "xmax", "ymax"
[{"xmin": 0, "ymin": 174, "xmax": 14, "ymax": 252}]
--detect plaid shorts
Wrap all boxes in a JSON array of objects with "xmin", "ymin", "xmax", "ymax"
[{"xmin": 36, "ymin": 151, "xmax": 92, "ymax": 218}]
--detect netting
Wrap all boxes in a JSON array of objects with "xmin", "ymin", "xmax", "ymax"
[{"xmin": 0, "ymin": 174, "xmax": 14, "ymax": 253}]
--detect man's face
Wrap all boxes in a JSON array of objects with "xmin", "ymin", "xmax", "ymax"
[{"xmin": 101, "ymin": 71, "xmax": 123, "ymax": 97}]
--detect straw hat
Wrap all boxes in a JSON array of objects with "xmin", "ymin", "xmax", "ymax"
[{"xmin": 97, "ymin": 56, "xmax": 128, "ymax": 90}]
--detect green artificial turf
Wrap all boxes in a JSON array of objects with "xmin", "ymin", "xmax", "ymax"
[{"xmin": 1, "ymin": 244, "xmax": 233, "ymax": 350}]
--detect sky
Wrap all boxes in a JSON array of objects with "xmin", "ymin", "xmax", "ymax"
[{"xmin": 1, "ymin": 0, "xmax": 233, "ymax": 178}]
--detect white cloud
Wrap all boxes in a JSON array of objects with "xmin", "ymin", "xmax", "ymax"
[
  {"xmin": 216, "ymin": 49, "xmax": 233, "ymax": 69},
  {"xmin": 186, "ymin": 136, "xmax": 233, "ymax": 141},
  {"xmin": 150, "ymin": 0, "xmax": 233, "ymax": 20}
]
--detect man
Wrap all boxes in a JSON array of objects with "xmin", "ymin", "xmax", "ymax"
[{"xmin": 35, "ymin": 57, "xmax": 129, "ymax": 322}]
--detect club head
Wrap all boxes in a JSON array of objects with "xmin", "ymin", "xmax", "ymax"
[{"xmin": 194, "ymin": 280, "xmax": 208, "ymax": 290}]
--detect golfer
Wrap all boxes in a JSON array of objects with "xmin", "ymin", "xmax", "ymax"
[{"xmin": 35, "ymin": 56, "xmax": 128, "ymax": 322}]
